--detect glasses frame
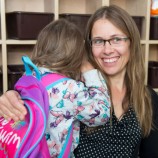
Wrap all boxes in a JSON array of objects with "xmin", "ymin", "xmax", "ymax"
[{"xmin": 89, "ymin": 37, "xmax": 129, "ymax": 47}]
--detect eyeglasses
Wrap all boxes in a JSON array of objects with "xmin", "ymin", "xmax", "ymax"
[{"xmin": 90, "ymin": 37, "xmax": 129, "ymax": 47}]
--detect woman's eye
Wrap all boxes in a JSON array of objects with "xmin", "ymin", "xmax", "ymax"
[
  {"xmin": 94, "ymin": 39, "xmax": 104, "ymax": 44},
  {"xmin": 113, "ymin": 37, "xmax": 121, "ymax": 42}
]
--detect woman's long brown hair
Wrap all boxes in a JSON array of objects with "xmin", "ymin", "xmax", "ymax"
[{"xmin": 84, "ymin": 5, "xmax": 152, "ymax": 137}]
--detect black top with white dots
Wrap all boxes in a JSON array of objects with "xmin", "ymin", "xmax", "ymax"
[
  {"xmin": 74, "ymin": 87, "xmax": 158, "ymax": 158},
  {"xmin": 74, "ymin": 107, "xmax": 142, "ymax": 158}
]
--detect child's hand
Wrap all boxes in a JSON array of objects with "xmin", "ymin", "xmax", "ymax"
[
  {"xmin": 0, "ymin": 90, "xmax": 27, "ymax": 121},
  {"xmin": 81, "ymin": 60, "xmax": 94, "ymax": 73}
]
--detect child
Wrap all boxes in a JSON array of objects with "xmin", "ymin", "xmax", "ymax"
[{"xmin": 0, "ymin": 19, "xmax": 111, "ymax": 157}]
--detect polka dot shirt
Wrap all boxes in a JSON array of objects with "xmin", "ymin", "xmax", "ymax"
[{"xmin": 74, "ymin": 107, "xmax": 142, "ymax": 158}]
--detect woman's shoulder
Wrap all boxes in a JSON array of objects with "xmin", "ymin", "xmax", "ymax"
[
  {"xmin": 139, "ymin": 86, "xmax": 158, "ymax": 158},
  {"xmin": 147, "ymin": 86, "xmax": 158, "ymax": 103},
  {"xmin": 147, "ymin": 86, "xmax": 158, "ymax": 122}
]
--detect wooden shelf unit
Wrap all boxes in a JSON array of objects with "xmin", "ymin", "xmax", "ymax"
[{"xmin": 0, "ymin": 0, "xmax": 157, "ymax": 92}]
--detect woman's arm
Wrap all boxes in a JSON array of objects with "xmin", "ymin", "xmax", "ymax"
[
  {"xmin": 0, "ymin": 61, "xmax": 98, "ymax": 123},
  {"xmin": 0, "ymin": 90, "xmax": 27, "ymax": 121}
]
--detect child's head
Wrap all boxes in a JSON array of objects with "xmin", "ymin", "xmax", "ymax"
[{"xmin": 31, "ymin": 19, "xmax": 85, "ymax": 80}]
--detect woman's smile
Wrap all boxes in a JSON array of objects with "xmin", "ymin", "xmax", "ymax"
[{"xmin": 103, "ymin": 56, "xmax": 120, "ymax": 63}]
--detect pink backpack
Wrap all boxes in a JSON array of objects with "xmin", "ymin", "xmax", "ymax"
[{"xmin": 0, "ymin": 56, "xmax": 73, "ymax": 158}]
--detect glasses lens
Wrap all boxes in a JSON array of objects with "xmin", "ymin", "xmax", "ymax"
[
  {"xmin": 110, "ymin": 37, "xmax": 129, "ymax": 46},
  {"xmin": 90, "ymin": 37, "xmax": 129, "ymax": 47},
  {"xmin": 91, "ymin": 39, "xmax": 104, "ymax": 47}
]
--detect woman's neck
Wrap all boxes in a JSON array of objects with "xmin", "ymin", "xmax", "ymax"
[
  {"xmin": 109, "ymin": 73, "xmax": 127, "ymax": 120},
  {"xmin": 109, "ymin": 72, "xmax": 125, "ymax": 91}
]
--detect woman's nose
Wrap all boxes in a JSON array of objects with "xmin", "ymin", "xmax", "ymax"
[{"xmin": 102, "ymin": 42, "xmax": 113, "ymax": 55}]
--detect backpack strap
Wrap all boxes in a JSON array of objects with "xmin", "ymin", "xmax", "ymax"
[
  {"xmin": 41, "ymin": 73, "xmax": 70, "ymax": 90},
  {"xmin": 22, "ymin": 56, "xmax": 41, "ymax": 80},
  {"xmin": 21, "ymin": 56, "xmax": 74, "ymax": 158},
  {"xmin": 58, "ymin": 124, "xmax": 73, "ymax": 158}
]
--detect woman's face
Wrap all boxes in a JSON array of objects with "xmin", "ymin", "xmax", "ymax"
[{"xmin": 91, "ymin": 19, "xmax": 130, "ymax": 78}]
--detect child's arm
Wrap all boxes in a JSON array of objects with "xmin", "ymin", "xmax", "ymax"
[
  {"xmin": 0, "ymin": 90, "xmax": 27, "ymax": 121},
  {"xmin": 73, "ymin": 69, "xmax": 111, "ymax": 126},
  {"xmin": 80, "ymin": 60, "xmax": 94, "ymax": 73}
]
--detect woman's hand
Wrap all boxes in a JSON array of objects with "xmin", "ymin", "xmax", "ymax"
[{"xmin": 0, "ymin": 90, "xmax": 27, "ymax": 121}]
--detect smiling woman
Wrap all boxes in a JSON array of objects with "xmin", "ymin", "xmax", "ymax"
[
  {"xmin": 91, "ymin": 18, "xmax": 131, "ymax": 77},
  {"xmin": 0, "ymin": 5, "xmax": 158, "ymax": 158},
  {"xmin": 74, "ymin": 5, "xmax": 158, "ymax": 158}
]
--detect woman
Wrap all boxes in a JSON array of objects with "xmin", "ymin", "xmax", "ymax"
[
  {"xmin": 74, "ymin": 5, "xmax": 158, "ymax": 158},
  {"xmin": 0, "ymin": 5, "xmax": 158, "ymax": 158}
]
